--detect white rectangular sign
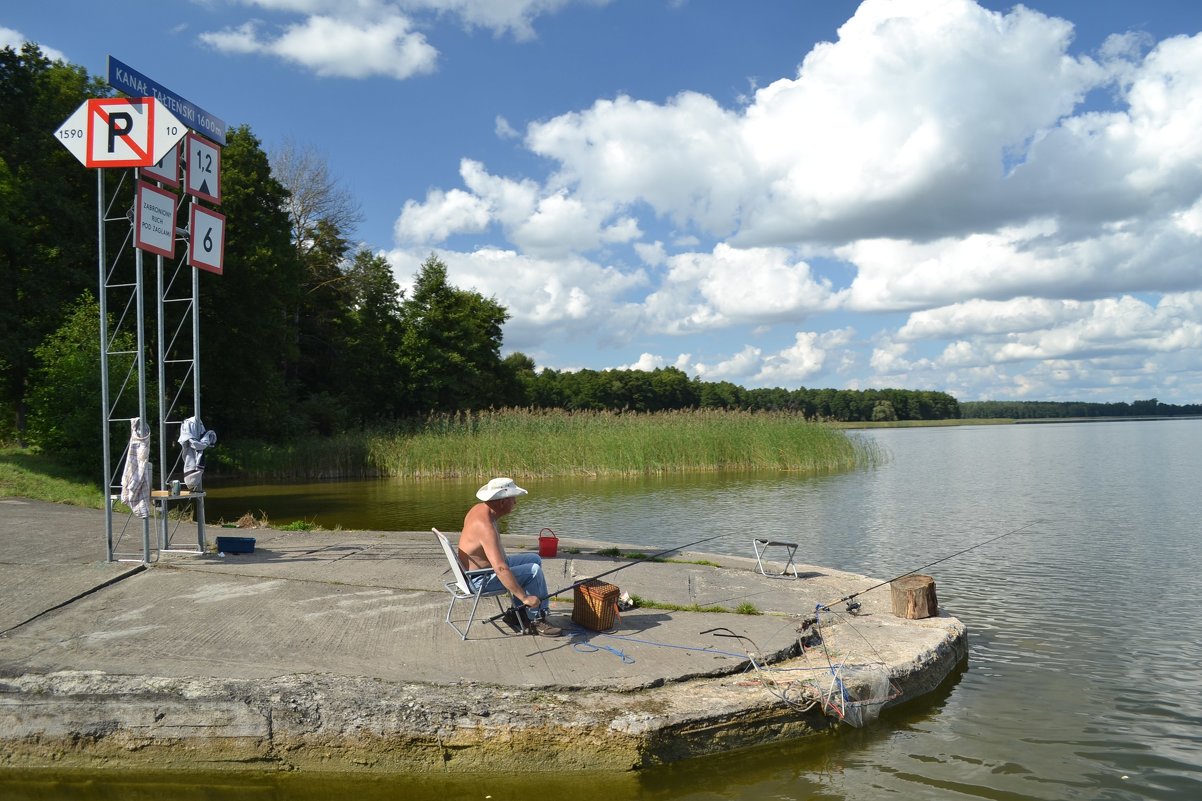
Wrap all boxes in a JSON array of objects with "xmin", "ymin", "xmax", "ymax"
[
  {"xmin": 135, "ymin": 181, "xmax": 178, "ymax": 257},
  {"xmin": 188, "ymin": 204, "xmax": 226, "ymax": 275},
  {"xmin": 185, "ymin": 132, "xmax": 221, "ymax": 205}
]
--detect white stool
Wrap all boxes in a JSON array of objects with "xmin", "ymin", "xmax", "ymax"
[{"xmin": 753, "ymin": 538, "xmax": 800, "ymax": 579}]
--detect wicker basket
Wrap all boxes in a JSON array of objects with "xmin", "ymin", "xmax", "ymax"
[{"xmin": 572, "ymin": 579, "xmax": 620, "ymax": 631}]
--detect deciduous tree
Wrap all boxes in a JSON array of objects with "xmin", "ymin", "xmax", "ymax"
[{"xmin": 398, "ymin": 255, "xmax": 509, "ymax": 413}]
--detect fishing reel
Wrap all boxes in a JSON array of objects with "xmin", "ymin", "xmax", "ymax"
[{"xmin": 816, "ymin": 598, "xmax": 864, "ymax": 617}]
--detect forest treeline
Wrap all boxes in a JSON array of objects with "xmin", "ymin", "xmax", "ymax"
[
  {"xmin": 959, "ymin": 399, "xmax": 1202, "ymax": 419},
  {"xmin": 520, "ymin": 366, "xmax": 960, "ymax": 422},
  {"xmin": 0, "ymin": 45, "xmax": 1191, "ymax": 469}
]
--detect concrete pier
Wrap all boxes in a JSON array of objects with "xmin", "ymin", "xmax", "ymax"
[{"xmin": 0, "ymin": 498, "xmax": 967, "ymax": 773}]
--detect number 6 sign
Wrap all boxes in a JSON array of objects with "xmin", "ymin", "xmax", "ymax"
[{"xmin": 188, "ymin": 204, "xmax": 226, "ymax": 275}]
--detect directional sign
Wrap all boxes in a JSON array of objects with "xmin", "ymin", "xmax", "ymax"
[
  {"xmin": 188, "ymin": 204, "xmax": 226, "ymax": 275},
  {"xmin": 134, "ymin": 181, "xmax": 178, "ymax": 257},
  {"xmin": 108, "ymin": 56, "xmax": 227, "ymax": 145},
  {"xmin": 140, "ymin": 142, "xmax": 180, "ymax": 187},
  {"xmin": 185, "ymin": 132, "xmax": 221, "ymax": 205},
  {"xmin": 54, "ymin": 97, "xmax": 186, "ymax": 168}
]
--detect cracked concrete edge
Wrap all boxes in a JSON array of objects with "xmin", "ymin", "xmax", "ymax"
[{"xmin": 0, "ymin": 623, "xmax": 968, "ymax": 774}]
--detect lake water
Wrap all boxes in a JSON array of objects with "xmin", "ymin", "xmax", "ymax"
[{"xmin": 7, "ymin": 420, "xmax": 1202, "ymax": 800}]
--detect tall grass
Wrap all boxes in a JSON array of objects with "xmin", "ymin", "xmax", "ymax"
[
  {"xmin": 368, "ymin": 408, "xmax": 880, "ymax": 478},
  {"xmin": 2, "ymin": 411, "xmax": 884, "ymax": 506},
  {"xmin": 222, "ymin": 408, "xmax": 881, "ymax": 480}
]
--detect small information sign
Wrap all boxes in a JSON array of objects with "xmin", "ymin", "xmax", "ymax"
[
  {"xmin": 188, "ymin": 204, "xmax": 226, "ymax": 275},
  {"xmin": 134, "ymin": 181, "xmax": 178, "ymax": 257},
  {"xmin": 185, "ymin": 132, "xmax": 221, "ymax": 204}
]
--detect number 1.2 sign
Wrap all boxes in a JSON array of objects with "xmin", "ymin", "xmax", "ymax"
[
  {"xmin": 189, "ymin": 204, "xmax": 226, "ymax": 275},
  {"xmin": 185, "ymin": 131, "xmax": 221, "ymax": 205}
]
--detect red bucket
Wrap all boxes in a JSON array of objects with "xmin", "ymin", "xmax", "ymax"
[{"xmin": 538, "ymin": 527, "xmax": 559, "ymax": 558}]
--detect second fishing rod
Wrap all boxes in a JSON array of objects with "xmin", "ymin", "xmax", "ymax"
[{"xmin": 800, "ymin": 521, "xmax": 1037, "ymax": 630}]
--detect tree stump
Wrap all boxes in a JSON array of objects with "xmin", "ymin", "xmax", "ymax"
[{"xmin": 890, "ymin": 574, "xmax": 938, "ymax": 619}]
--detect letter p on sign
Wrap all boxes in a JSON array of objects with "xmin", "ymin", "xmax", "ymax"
[{"xmin": 86, "ymin": 97, "xmax": 155, "ymax": 168}]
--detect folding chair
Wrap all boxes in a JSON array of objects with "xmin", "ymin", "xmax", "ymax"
[
  {"xmin": 433, "ymin": 528, "xmax": 511, "ymax": 640},
  {"xmin": 753, "ymin": 538, "xmax": 801, "ymax": 579}
]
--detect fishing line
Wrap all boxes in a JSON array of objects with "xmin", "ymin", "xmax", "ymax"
[
  {"xmin": 812, "ymin": 521, "xmax": 1037, "ymax": 616},
  {"xmin": 788, "ymin": 524, "xmax": 1040, "ymax": 722}
]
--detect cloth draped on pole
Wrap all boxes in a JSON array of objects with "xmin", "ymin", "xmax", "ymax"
[
  {"xmin": 120, "ymin": 417, "xmax": 152, "ymax": 518},
  {"xmin": 178, "ymin": 416, "xmax": 216, "ymax": 491}
]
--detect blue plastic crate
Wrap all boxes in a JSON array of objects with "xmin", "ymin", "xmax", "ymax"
[{"xmin": 216, "ymin": 536, "xmax": 256, "ymax": 554}]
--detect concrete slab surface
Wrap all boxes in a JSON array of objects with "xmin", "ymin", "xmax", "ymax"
[{"xmin": 0, "ymin": 497, "xmax": 968, "ymax": 773}]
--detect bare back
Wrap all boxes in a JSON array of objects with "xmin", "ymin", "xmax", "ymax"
[
  {"xmin": 457, "ymin": 500, "xmax": 507, "ymax": 571},
  {"xmin": 455, "ymin": 493, "xmax": 536, "ymax": 608}
]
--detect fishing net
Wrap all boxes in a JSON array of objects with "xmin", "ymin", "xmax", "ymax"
[
  {"xmin": 712, "ymin": 618, "xmax": 899, "ymax": 727},
  {"xmin": 817, "ymin": 662, "xmax": 897, "ymax": 728}
]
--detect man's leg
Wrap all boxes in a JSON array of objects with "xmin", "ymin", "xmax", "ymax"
[
  {"xmin": 505, "ymin": 553, "xmax": 550, "ymax": 615},
  {"xmin": 504, "ymin": 553, "xmax": 562, "ymax": 636},
  {"xmin": 473, "ymin": 554, "xmax": 549, "ymax": 613},
  {"xmin": 472, "ymin": 554, "xmax": 562, "ymax": 635}
]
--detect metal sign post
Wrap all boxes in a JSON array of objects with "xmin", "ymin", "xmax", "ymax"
[{"xmin": 55, "ymin": 59, "xmax": 227, "ymax": 562}]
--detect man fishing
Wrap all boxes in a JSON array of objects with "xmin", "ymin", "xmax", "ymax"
[{"xmin": 457, "ymin": 477, "xmax": 564, "ymax": 637}]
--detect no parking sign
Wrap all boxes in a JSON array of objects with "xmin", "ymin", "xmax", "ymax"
[{"xmin": 54, "ymin": 97, "xmax": 185, "ymax": 168}]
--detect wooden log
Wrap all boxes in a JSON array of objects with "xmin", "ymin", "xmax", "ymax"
[{"xmin": 890, "ymin": 574, "xmax": 938, "ymax": 619}]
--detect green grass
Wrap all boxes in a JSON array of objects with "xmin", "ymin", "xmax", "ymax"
[
  {"xmin": 672, "ymin": 559, "xmax": 722, "ymax": 568},
  {"xmin": 627, "ymin": 595, "xmax": 763, "ymax": 615},
  {"xmin": 629, "ymin": 595, "xmax": 730, "ymax": 614},
  {"xmin": 221, "ymin": 408, "xmax": 885, "ymax": 480},
  {"xmin": 4, "ymin": 407, "xmax": 887, "ymax": 506},
  {"xmin": 279, "ymin": 519, "xmax": 318, "ymax": 531},
  {"xmin": 0, "ymin": 448, "xmax": 105, "ymax": 507}
]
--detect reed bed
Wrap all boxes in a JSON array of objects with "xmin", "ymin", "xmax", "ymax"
[
  {"xmin": 218, "ymin": 408, "xmax": 884, "ymax": 480},
  {"xmin": 364, "ymin": 408, "xmax": 882, "ymax": 479}
]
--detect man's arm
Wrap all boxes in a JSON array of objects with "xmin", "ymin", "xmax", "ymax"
[{"xmin": 473, "ymin": 519, "xmax": 539, "ymax": 608}]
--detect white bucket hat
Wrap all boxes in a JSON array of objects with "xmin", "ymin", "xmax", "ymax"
[{"xmin": 476, "ymin": 477, "xmax": 528, "ymax": 502}]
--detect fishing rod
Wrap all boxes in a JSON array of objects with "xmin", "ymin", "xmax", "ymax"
[
  {"xmin": 544, "ymin": 532, "xmax": 726, "ymax": 600},
  {"xmin": 486, "ymin": 532, "xmax": 726, "ymax": 628},
  {"xmin": 806, "ymin": 521, "xmax": 1037, "ymax": 622}
]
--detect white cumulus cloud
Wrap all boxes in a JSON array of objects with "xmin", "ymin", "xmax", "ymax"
[
  {"xmin": 376, "ymin": 0, "xmax": 1202, "ymax": 400},
  {"xmin": 200, "ymin": 13, "xmax": 438, "ymax": 79},
  {"xmin": 1, "ymin": 26, "xmax": 68, "ymax": 61}
]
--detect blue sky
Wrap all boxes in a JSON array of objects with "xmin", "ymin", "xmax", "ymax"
[{"xmin": 7, "ymin": 0, "xmax": 1202, "ymax": 402}]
